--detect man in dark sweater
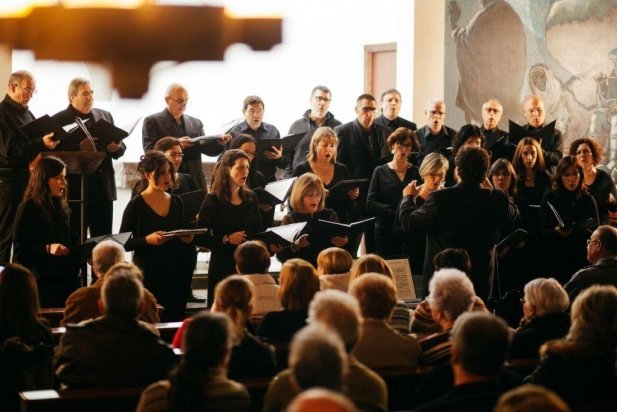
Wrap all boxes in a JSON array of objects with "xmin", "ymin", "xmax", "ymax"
[
  {"xmin": 374, "ymin": 88, "xmax": 417, "ymax": 133},
  {"xmin": 481, "ymin": 99, "xmax": 514, "ymax": 163},
  {"xmin": 415, "ymin": 99, "xmax": 457, "ymax": 165},
  {"xmin": 522, "ymin": 95, "xmax": 563, "ymax": 168}
]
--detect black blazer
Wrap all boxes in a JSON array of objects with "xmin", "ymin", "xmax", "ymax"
[{"xmin": 335, "ymin": 120, "xmax": 390, "ymax": 179}]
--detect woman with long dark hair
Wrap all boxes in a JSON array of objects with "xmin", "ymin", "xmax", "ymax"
[
  {"xmin": 12, "ymin": 156, "xmax": 79, "ymax": 307},
  {"xmin": 120, "ymin": 151, "xmax": 196, "ymax": 321},
  {"xmin": 196, "ymin": 149, "xmax": 263, "ymax": 306}
]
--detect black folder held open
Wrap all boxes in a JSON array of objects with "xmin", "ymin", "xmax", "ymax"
[
  {"xmin": 249, "ymin": 222, "xmax": 307, "ymax": 247},
  {"xmin": 255, "ymin": 132, "xmax": 306, "ymax": 153},
  {"xmin": 253, "ymin": 177, "xmax": 297, "ymax": 206}
]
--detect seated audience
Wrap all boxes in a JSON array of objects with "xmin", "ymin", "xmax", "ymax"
[
  {"xmin": 0, "ymin": 264, "xmax": 54, "ymax": 412},
  {"xmin": 525, "ymin": 285, "xmax": 617, "ymax": 407},
  {"xmin": 171, "ymin": 275, "xmax": 276, "ymax": 379},
  {"xmin": 350, "ymin": 254, "xmax": 410, "ymax": 333},
  {"xmin": 414, "ymin": 312, "xmax": 513, "ymax": 412},
  {"xmin": 509, "ymin": 278, "xmax": 570, "ymax": 359},
  {"xmin": 317, "ymin": 247, "xmax": 353, "ymax": 291},
  {"xmin": 494, "ymin": 384, "xmax": 570, "ymax": 412},
  {"xmin": 411, "ymin": 248, "xmax": 487, "ymax": 334},
  {"xmin": 258, "ymin": 258, "xmax": 319, "ymax": 343},
  {"xmin": 54, "ymin": 263, "xmax": 176, "ymax": 388},
  {"xmin": 136, "ymin": 311, "xmax": 250, "ymax": 412},
  {"xmin": 564, "ymin": 224, "xmax": 617, "ymax": 302},
  {"xmin": 233, "ymin": 240, "xmax": 281, "ymax": 315},
  {"xmin": 287, "ymin": 388, "xmax": 357, "ymax": 412},
  {"xmin": 62, "ymin": 240, "xmax": 159, "ymax": 325},
  {"xmin": 419, "ymin": 268, "xmax": 475, "ymax": 365},
  {"xmin": 349, "ymin": 274, "xmax": 422, "ymax": 369}
]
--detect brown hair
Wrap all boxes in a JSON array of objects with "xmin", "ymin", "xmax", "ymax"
[
  {"xmin": 288, "ymin": 173, "xmax": 326, "ymax": 213},
  {"xmin": 211, "ymin": 149, "xmax": 251, "ymax": 204},
  {"xmin": 0, "ymin": 264, "xmax": 44, "ymax": 341},
  {"xmin": 234, "ymin": 240, "xmax": 271, "ymax": 274},
  {"xmin": 278, "ymin": 259, "xmax": 320, "ymax": 311},
  {"xmin": 349, "ymin": 273, "xmax": 397, "ymax": 320},
  {"xmin": 153, "ymin": 136, "xmax": 181, "ymax": 153},
  {"xmin": 317, "ymin": 247, "xmax": 353, "ymax": 275},
  {"xmin": 512, "ymin": 137, "xmax": 545, "ymax": 177},
  {"xmin": 349, "ymin": 254, "xmax": 393, "ymax": 283},
  {"xmin": 307, "ymin": 127, "xmax": 338, "ymax": 164},
  {"xmin": 569, "ymin": 137, "xmax": 603, "ymax": 165},
  {"xmin": 214, "ymin": 275, "xmax": 254, "ymax": 340},
  {"xmin": 23, "ymin": 155, "xmax": 69, "ymax": 218},
  {"xmin": 137, "ymin": 150, "xmax": 177, "ymax": 189},
  {"xmin": 387, "ymin": 127, "xmax": 420, "ymax": 152}
]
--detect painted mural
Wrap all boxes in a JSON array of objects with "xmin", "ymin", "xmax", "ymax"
[{"xmin": 445, "ymin": 0, "xmax": 617, "ymax": 169}]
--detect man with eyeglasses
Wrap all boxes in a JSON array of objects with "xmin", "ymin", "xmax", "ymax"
[
  {"xmin": 374, "ymin": 88, "xmax": 417, "ymax": 134},
  {"xmin": 522, "ymin": 94, "xmax": 563, "ymax": 168},
  {"xmin": 415, "ymin": 99, "xmax": 456, "ymax": 165},
  {"xmin": 0, "ymin": 70, "xmax": 56, "ymax": 262},
  {"xmin": 480, "ymin": 99, "xmax": 515, "ymax": 163},
  {"xmin": 52, "ymin": 77, "xmax": 126, "ymax": 239},
  {"xmin": 285, "ymin": 85, "xmax": 342, "ymax": 178},
  {"xmin": 143, "ymin": 83, "xmax": 229, "ymax": 191}
]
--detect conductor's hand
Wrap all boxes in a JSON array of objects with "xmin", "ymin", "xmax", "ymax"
[
  {"xmin": 107, "ymin": 141, "xmax": 122, "ymax": 153},
  {"xmin": 347, "ymin": 187, "xmax": 360, "ymax": 200},
  {"xmin": 43, "ymin": 132, "xmax": 57, "ymax": 150},
  {"xmin": 294, "ymin": 234, "xmax": 310, "ymax": 249},
  {"xmin": 403, "ymin": 180, "xmax": 420, "ymax": 197},
  {"xmin": 146, "ymin": 231, "xmax": 168, "ymax": 245},
  {"xmin": 264, "ymin": 145, "xmax": 282, "ymax": 160},
  {"xmin": 228, "ymin": 231, "xmax": 247, "ymax": 246},
  {"xmin": 178, "ymin": 136, "xmax": 195, "ymax": 149},
  {"xmin": 217, "ymin": 133, "xmax": 232, "ymax": 146},
  {"xmin": 331, "ymin": 236, "xmax": 348, "ymax": 247},
  {"xmin": 48, "ymin": 243, "xmax": 70, "ymax": 256}
]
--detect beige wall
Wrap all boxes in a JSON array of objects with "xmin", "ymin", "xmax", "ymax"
[{"xmin": 0, "ymin": 44, "xmax": 11, "ymax": 89}]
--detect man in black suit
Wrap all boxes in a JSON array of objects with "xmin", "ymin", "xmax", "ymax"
[
  {"xmin": 142, "ymin": 84, "xmax": 229, "ymax": 190},
  {"xmin": 285, "ymin": 85, "xmax": 342, "ymax": 177},
  {"xmin": 522, "ymin": 94, "xmax": 563, "ymax": 168},
  {"xmin": 399, "ymin": 146, "xmax": 518, "ymax": 301},
  {"xmin": 374, "ymin": 88, "xmax": 417, "ymax": 133},
  {"xmin": 52, "ymin": 78, "xmax": 125, "ymax": 238},
  {"xmin": 481, "ymin": 99, "xmax": 514, "ymax": 163},
  {"xmin": 415, "ymin": 99, "xmax": 457, "ymax": 165}
]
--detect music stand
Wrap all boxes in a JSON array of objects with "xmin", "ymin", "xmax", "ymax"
[{"xmin": 42, "ymin": 151, "xmax": 105, "ymax": 286}]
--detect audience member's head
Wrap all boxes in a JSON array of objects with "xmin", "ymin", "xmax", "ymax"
[
  {"xmin": 455, "ymin": 146, "xmax": 490, "ymax": 184},
  {"xmin": 100, "ymin": 263, "xmax": 145, "ymax": 318},
  {"xmin": 0, "ymin": 263, "xmax": 42, "ymax": 338},
  {"xmin": 427, "ymin": 269, "xmax": 475, "ymax": 327},
  {"xmin": 349, "ymin": 274, "xmax": 397, "ymax": 321},
  {"xmin": 349, "ymin": 254, "xmax": 393, "ymax": 282},
  {"xmin": 287, "ymin": 388, "xmax": 357, "ymax": 412},
  {"xmin": 451, "ymin": 312, "xmax": 511, "ymax": 379},
  {"xmin": 278, "ymin": 259, "xmax": 320, "ymax": 311},
  {"xmin": 212, "ymin": 275, "xmax": 254, "ymax": 341},
  {"xmin": 433, "ymin": 248, "xmax": 472, "ymax": 276},
  {"xmin": 522, "ymin": 278, "xmax": 569, "ymax": 321},
  {"xmin": 586, "ymin": 225, "xmax": 617, "ymax": 264},
  {"xmin": 289, "ymin": 324, "xmax": 348, "ymax": 392},
  {"xmin": 494, "ymin": 384, "xmax": 570, "ymax": 412},
  {"xmin": 92, "ymin": 240, "xmax": 126, "ymax": 278},
  {"xmin": 317, "ymin": 247, "xmax": 353, "ymax": 275},
  {"xmin": 567, "ymin": 285, "xmax": 617, "ymax": 354},
  {"xmin": 234, "ymin": 240, "xmax": 271, "ymax": 274},
  {"xmin": 308, "ymin": 289, "xmax": 362, "ymax": 352}
]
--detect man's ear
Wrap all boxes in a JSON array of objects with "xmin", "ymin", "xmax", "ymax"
[{"xmin": 97, "ymin": 298, "xmax": 105, "ymax": 314}]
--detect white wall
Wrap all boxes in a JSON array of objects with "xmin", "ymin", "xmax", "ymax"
[{"xmin": 13, "ymin": 0, "xmax": 415, "ymax": 161}]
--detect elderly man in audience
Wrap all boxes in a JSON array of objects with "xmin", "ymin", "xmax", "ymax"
[
  {"xmin": 263, "ymin": 324, "xmax": 348, "ymax": 412},
  {"xmin": 419, "ymin": 268, "xmax": 476, "ymax": 365},
  {"xmin": 509, "ymin": 278, "xmax": 570, "ymax": 359},
  {"xmin": 349, "ymin": 274, "xmax": 422, "ymax": 370},
  {"xmin": 54, "ymin": 263, "xmax": 176, "ymax": 388},
  {"xmin": 287, "ymin": 388, "xmax": 357, "ymax": 412},
  {"xmin": 415, "ymin": 99, "xmax": 457, "ymax": 165},
  {"xmin": 61, "ymin": 241, "xmax": 160, "ymax": 325},
  {"xmin": 263, "ymin": 289, "xmax": 388, "ymax": 412},
  {"xmin": 414, "ymin": 312, "xmax": 513, "ymax": 412},
  {"xmin": 564, "ymin": 224, "xmax": 617, "ymax": 302},
  {"xmin": 494, "ymin": 384, "xmax": 570, "ymax": 412}
]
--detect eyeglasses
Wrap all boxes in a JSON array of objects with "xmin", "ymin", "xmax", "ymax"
[
  {"xmin": 396, "ymin": 142, "xmax": 412, "ymax": 148},
  {"xmin": 168, "ymin": 152, "xmax": 184, "ymax": 159},
  {"xmin": 313, "ymin": 96, "xmax": 331, "ymax": 103},
  {"xmin": 429, "ymin": 110, "xmax": 445, "ymax": 116},
  {"xmin": 170, "ymin": 98, "xmax": 188, "ymax": 105},
  {"xmin": 483, "ymin": 107, "xmax": 501, "ymax": 114},
  {"xmin": 17, "ymin": 85, "xmax": 37, "ymax": 95}
]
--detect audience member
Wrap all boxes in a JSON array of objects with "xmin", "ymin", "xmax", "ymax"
[
  {"xmin": 565, "ymin": 224, "xmax": 617, "ymax": 301},
  {"xmin": 525, "ymin": 285, "xmax": 617, "ymax": 407},
  {"xmin": 54, "ymin": 263, "xmax": 176, "ymax": 388},
  {"xmin": 414, "ymin": 312, "xmax": 513, "ymax": 412},
  {"xmin": 349, "ymin": 274, "xmax": 422, "ymax": 369},
  {"xmin": 509, "ymin": 278, "xmax": 570, "ymax": 359},
  {"xmin": 234, "ymin": 240, "xmax": 281, "ymax": 315},
  {"xmin": 62, "ymin": 241, "xmax": 159, "ymax": 325},
  {"xmin": 317, "ymin": 247, "xmax": 353, "ymax": 291},
  {"xmin": 494, "ymin": 384, "xmax": 570, "ymax": 412},
  {"xmin": 287, "ymin": 388, "xmax": 357, "ymax": 412},
  {"xmin": 258, "ymin": 258, "xmax": 319, "ymax": 343},
  {"xmin": 136, "ymin": 311, "xmax": 250, "ymax": 412}
]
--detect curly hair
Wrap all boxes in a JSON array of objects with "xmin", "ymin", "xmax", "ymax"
[{"xmin": 569, "ymin": 137, "xmax": 604, "ymax": 165}]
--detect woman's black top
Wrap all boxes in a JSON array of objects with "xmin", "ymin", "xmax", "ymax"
[
  {"xmin": 257, "ymin": 310, "xmax": 309, "ymax": 344},
  {"xmin": 132, "ymin": 172, "xmax": 198, "ymax": 198},
  {"xmin": 585, "ymin": 168, "xmax": 617, "ymax": 224}
]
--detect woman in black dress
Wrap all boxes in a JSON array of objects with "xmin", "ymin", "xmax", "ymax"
[
  {"xmin": 367, "ymin": 127, "xmax": 420, "ymax": 257},
  {"xmin": 540, "ymin": 156, "xmax": 599, "ymax": 284},
  {"xmin": 569, "ymin": 137, "xmax": 617, "ymax": 224},
  {"xmin": 120, "ymin": 151, "xmax": 196, "ymax": 321},
  {"xmin": 292, "ymin": 126, "xmax": 357, "ymax": 222},
  {"xmin": 445, "ymin": 124, "xmax": 484, "ymax": 187},
  {"xmin": 12, "ymin": 156, "xmax": 79, "ymax": 307},
  {"xmin": 196, "ymin": 149, "xmax": 263, "ymax": 307},
  {"xmin": 276, "ymin": 173, "xmax": 347, "ymax": 266}
]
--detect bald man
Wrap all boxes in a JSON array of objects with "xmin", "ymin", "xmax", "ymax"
[
  {"xmin": 481, "ymin": 99, "xmax": 515, "ymax": 162},
  {"xmin": 522, "ymin": 95, "xmax": 563, "ymax": 168},
  {"xmin": 415, "ymin": 99, "xmax": 457, "ymax": 165}
]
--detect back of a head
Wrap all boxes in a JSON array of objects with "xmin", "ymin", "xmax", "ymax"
[
  {"xmin": 523, "ymin": 278, "xmax": 569, "ymax": 316},
  {"xmin": 596, "ymin": 225, "xmax": 617, "ymax": 256},
  {"xmin": 349, "ymin": 273, "xmax": 397, "ymax": 321},
  {"xmin": 92, "ymin": 240, "xmax": 126, "ymax": 277},
  {"xmin": 213, "ymin": 275, "xmax": 253, "ymax": 332},
  {"xmin": 433, "ymin": 248, "xmax": 472, "ymax": 276},
  {"xmin": 289, "ymin": 324, "xmax": 348, "ymax": 392},
  {"xmin": 495, "ymin": 384, "xmax": 570, "ymax": 412},
  {"xmin": 317, "ymin": 247, "xmax": 353, "ymax": 275},
  {"xmin": 183, "ymin": 311, "xmax": 232, "ymax": 369},
  {"xmin": 287, "ymin": 388, "xmax": 357, "ymax": 412},
  {"xmin": 0, "ymin": 263, "xmax": 40, "ymax": 336},
  {"xmin": 428, "ymin": 268, "xmax": 475, "ymax": 321},
  {"xmin": 279, "ymin": 259, "xmax": 320, "ymax": 311},
  {"xmin": 451, "ymin": 312, "xmax": 511, "ymax": 377},
  {"xmin": 350, "ymin": 254, "xmax": 393, "ymax": 282},
  {"xmin": 101, "ymin": 263, "xmax": 144, "ymax": 317},
  {"xmin": 455, "ymin": 146, "xmax": 490, "ymax": 184},
  {"xmin": 308, "ymin": 289, "xmax": 361, "ymax": 352},
  {"xmin": 234, "ymin": 240, "xmax": 271, "ymax": 274},
  {"xmin": 568, "ymin": 285, "xmax": 617, "ymax": 353}
]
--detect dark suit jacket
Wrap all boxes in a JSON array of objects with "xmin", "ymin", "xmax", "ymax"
[
  {"xmin": 142, "ymin": 109, "xmax": 223, "ymax": 190},
  {"xmin": 335, "ymin": 120, "xmax": 390, "ymax": 179},
  {"xmin": 398, "ymin": 181, "xmax": 518, "ymax": 300},
  {"xmin": 52, "ymin": 105, "xmax": 125, "ymax": 202},
  {"xmin": 564, "ymin": 257, "xmax": 617, "ymax": 302}
]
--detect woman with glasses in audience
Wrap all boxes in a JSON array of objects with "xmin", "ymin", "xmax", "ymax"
[
  {"xmin": 539, "ymin": 156, "xmax": 599, "ymax": 283},
  {"xmin": 569, "ymin": 137, "xmax": 617, "ymax": 224},
  {"xmin": 367, "ymin": 127, "xmax": 420, "ymax": 257}
]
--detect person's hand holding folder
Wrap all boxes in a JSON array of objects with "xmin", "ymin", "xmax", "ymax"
[{"xmin": 263, "ymin": 144, "xmax": 283, "ymax": 160}]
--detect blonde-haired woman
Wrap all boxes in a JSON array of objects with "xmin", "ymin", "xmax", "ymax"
[{"xmin": 293, "ymin": 126, "xmax": 358, "ymax": 222}]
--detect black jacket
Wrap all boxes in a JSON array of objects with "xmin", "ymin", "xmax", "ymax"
[{"xmin": 335, "ymin": 120, "xmax": 390, "ymax": 180}]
